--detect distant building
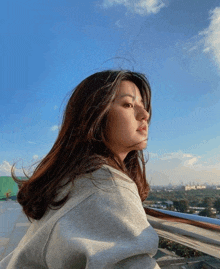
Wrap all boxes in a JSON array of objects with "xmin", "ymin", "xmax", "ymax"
[
  {"xmin": 196, "ymin": 185, "xmax": 206, "ymax": 190},
  {"xmin": 182, "ymin": 185, "xmax": 196, "ymax": 191},
  {"xmin": 0, "ymin": 176, "xmax": 27, "ymax": 200},
  {"xmin": 182, "ymin": 185, "xmax": 206, "ymax": 191},
  {"xmin": 0, "ymin": 176, "xmax": 19, "ymax": 200}
]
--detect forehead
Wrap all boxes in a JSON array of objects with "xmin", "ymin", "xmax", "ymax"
[{"xmin": 117, "ymin": 80, "xmax": 142, "ymax": 99}]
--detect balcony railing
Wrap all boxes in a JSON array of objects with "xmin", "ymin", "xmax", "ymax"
[{"xmin": 144, "ymin": 207, "xmax": 220, "ymax": 260}]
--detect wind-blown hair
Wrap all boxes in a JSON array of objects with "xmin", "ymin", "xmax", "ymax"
[{"xmin": 12, "ymin": 70, "xmax": 152, "ymax": 221}]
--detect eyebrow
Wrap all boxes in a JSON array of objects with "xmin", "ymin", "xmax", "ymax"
[
  {"xmin": 120, "ymin": 93, "xmax": 135, "ymax": 100},
  {"xmin": 119, "ymin": 94, "xmax": 144, "ymax": 103}
]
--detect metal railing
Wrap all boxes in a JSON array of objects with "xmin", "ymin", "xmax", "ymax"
[
  {"xmin": 144, "ymin": 207, "xmax": 220, "ymax": 259},
  {"xmin": 150, "ymin": 207, "xmax": 220, "ymax": 226}
]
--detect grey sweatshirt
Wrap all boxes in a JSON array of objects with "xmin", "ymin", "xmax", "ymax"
[{"xmin": 0, "ymin": 165, "xmax": 160, "ymax": 269}]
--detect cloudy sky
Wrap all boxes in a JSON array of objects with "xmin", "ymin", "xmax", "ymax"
[{"xmin": 1, "ymin": 0, "xmax": 220, "ymax": 186}]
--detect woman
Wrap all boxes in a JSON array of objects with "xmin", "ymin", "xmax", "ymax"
[{"xmin": 0, "ymin": 70, "xmax": 160, "ymax": 268}]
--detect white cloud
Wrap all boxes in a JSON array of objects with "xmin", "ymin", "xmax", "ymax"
[
  {"xmin": 146, "ymin": 151, "xmax": 220, "ymax": 186},
  {"xmin": 183, "ymin": 153, "xmax": 193, "ymax": 158},
  {"xmin": 159, "ymin": 152, "xmax": 193, "ymax": 161},
  {"xmin": 0, "ymin": 161, "xmax": 25, "ymax": 176},
  {"xmin": 203, "ymin": 47, "xmax": 210, "ymax": 53},
  {"xmin": 188, "ymin": 45, "xmax": 198, "ymax": 52},
  {"xmin": 149, "ymin": 152, "xmax": 159, "ymax": 159},
  {"xmin": 200, "ymin": 7, "xmax": 220, "ymax": 69},
  {"xmin": 54, "ymin": 105, "xmax": 58, "ymax": 110},
  {"xmin": 0, "ymin": 161, "xmax": 12, "ymax": 175},
  {"xmin": 115, "ymin": 20, "xmax": 123, "ymax": 28},
  {"xmin": 102, "ymin": 0, "xmax": 166, "ymax": 15},
  {"xmin": 184, "ymin": 157, "xmax": 198, "ymax": 167},
  {"xmin": 51, "ymin": 125, "xmax": 60, "ymax": 131},
  {"xmin": 32, "ymin": 155, "xmax": 39, "ymax": 160}
]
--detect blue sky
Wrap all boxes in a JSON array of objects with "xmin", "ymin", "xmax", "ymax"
[{"xmin": 1, "ymin": 0, "xmax": 220, "ymax": 186}]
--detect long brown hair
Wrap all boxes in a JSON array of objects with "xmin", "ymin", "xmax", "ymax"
[{"xmin": 12, "ymin": 70, "xmax": 152, "ymax": 221}]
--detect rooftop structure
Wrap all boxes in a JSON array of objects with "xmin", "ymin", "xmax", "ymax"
[{"xmin": 182, "ymin": 185, "xmax": 206, "ymax": 191}]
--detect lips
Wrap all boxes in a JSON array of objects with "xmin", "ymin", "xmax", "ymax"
[{"xmin": 137, "ymin": 124, "xmax": 147, "ymax": 131}]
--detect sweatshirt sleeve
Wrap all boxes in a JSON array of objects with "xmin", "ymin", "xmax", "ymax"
[{"xmin": 45, "ymin": 184, "xmax": 160, "ymax": 269}]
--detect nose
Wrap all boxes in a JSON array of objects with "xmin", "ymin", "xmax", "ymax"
[{"xmin": 137, "ymin": 107, "xmax": 149, "ymax": 122}]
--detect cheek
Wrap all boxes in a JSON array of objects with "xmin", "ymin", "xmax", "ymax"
[
  {"xmin": 107, "ymin": 109, "xmax": 119, "ymax": 125},
  {"xmin": 108, "ymin": 115, "xmax": 136, "ymax": 142},
  {"xmin": 108, "ymin": 111, "xmax": 131, "ymax": 132},
  {"xmin": 107, "ymin": 114, "xmax": 121, "ymax": 136}
]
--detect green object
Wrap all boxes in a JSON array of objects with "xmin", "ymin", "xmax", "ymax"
[{"xmin": 0, "ymin": 176, "xmax": 19, "ymax": 199}]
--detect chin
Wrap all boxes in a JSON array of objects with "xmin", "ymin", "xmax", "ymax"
[{"xmin": 133, "ymin": 140, "xmax": 147, "ymax": 151}]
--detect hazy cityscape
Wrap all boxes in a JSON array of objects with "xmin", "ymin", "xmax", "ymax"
[{"xmin": 1, "ymin": 176, "xmax": 220, "ymax": 220}]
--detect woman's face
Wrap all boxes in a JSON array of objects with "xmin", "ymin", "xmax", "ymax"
[{"xmin": 105, "ymin": 80, "xmax": 150, "ymax": 161}]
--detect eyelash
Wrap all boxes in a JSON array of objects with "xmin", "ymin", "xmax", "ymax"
[
  {"xmin": 124, "ymin": 103, "xmax": 147, "ymax": 111},
  {"xmin": 124, "ymin": 103, "xmax": 134, "ymax": 108}
]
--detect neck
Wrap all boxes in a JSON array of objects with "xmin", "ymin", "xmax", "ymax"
[{"xmin": 106, "ymin": 156, "xmax": 126, "ymax": 173}]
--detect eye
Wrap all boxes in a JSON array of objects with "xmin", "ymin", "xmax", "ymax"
[{"xmin": 123, "ymin": 103, "xmax": 134, "ymax": 108}]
